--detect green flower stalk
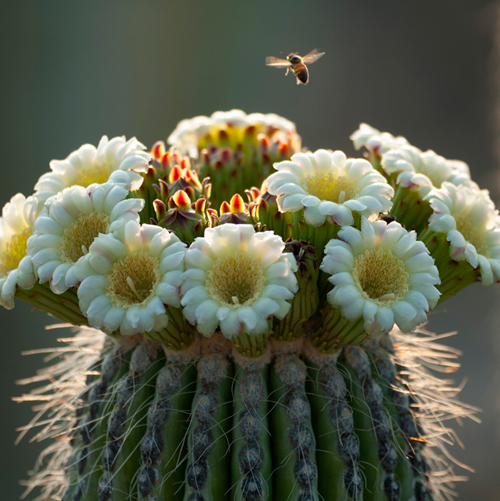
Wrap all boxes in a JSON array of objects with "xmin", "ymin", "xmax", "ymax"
[{"xmin": 4, "ymin": 112, "xmax": 490, "ymax": 501}]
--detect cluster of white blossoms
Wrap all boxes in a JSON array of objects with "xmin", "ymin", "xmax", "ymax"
[
  {"xmin": 27, "ymin": 183, "xmax": 144, "ymax": 294},
  {"xmin": 0, "ymin": 114, "xmax": 499, "ymax": 353}
]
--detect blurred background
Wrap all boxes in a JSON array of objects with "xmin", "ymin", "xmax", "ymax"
[{"xmin": 1, "ymin": 0, "xmax": 500, "ymax": 499}]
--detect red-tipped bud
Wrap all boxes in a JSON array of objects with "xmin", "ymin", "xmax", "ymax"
[
  {"xmin": 171, "ymin": 150, "xmax": 181, "ymax": 165},
  {"xmin": 161, "ymin": 151, "xmax": 172, "ymax": 169},
  {"xmin": 278, "ymin": 142, "xmax": 289, "ymax": 158},
  {"xmin": 220, "ymin": 201, "xmax": 231, "ymax": 214},
  {"xmin": 169, "ymin": 165, "xmax": 183, "ymax": 183},
  {"xmin": 258, "ymin": 198, "xmax": 269, "ymax": 211},
  {"xmin": 249, "ymin": 203, "xmax": 259, "ymax": 219},
  {"xmin": 244, "ymin": 125, "xmax": 258, "ymax": 137},
  {"xmin": 151, "ymin": 141, "xmax": 166, "ymax": 159},
  {"xmin": 245, "ymin": 187, "xmax": 261, "ymax": 203},
  {"xmin": 180, "ymin": 157, "xmax": 191, "ymax": 170},
  {"xmin": 206, "ymin": 208, "xmax": 219, "ymax": 227},
  {"xmin": 145, "ymin": 165, "xmax": 156, "ymax": 179},
  {"xmin": 204, "ymin": 181, "xmax": 212, "ymax": 200},
  {"xmin": 184, "ymin": 186, "xmax": 195, "ymax": 201},
  {"xmin": 153, "ymin": 199, "xmax": 167, "ymax": 219},
  {"xmin": 159, "ymin": 179, "xmax": 169, "ymax": 199},
  {"xmin": 258, "ymin": 135, "xmax": 270, "ymax": 153},
  {"xmin": 172, "ymin": 190, "xmax": 192, "ymax": 210},
  {"xmin": 185, "ymin": 169, "xmax": 202, "ymax": 189},
  {"xmin": 195, "ymin": 198, "xmax": 207, "ymax": 215},
  {"xmin": 218, "ymin": 129, "xmax": 230, "ymax": 142},
  {"xmin": 230, "ymin": 194, "xmax": 245, "ymax": 213}
]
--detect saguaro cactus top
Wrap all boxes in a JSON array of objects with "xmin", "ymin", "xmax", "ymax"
[{"xmin": 4, "ymin": 113, "xmax": 488, "ymax": 501}]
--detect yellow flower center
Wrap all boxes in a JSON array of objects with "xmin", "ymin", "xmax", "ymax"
[
  {"xmin": 352, "ymin": 248, "xmax": 409, "ymax": 306},
  {"xmin": 73, "ymin": 163, "xmax": 115, "ymax": 188},
  {"xmin": 303, "ymin": 172, "xmax": 357, "ymax": 203},
  {"xmin": 0, "ymin": 228, "xmax": 31, "ymax": 277},
  {"xmin": 206, "ymin": 253, "xmax": 266, "ymax": 308},
  {"xmin": 455, "ymin": 214, "xmax": 488, "ymax": 257},
  {"xmin": 107, "ymin": 252, "xmax": 161, "ymax": 308},
  {"xmin": 60, "ymin": 213, "xmax": 110, "ymax": 264}
]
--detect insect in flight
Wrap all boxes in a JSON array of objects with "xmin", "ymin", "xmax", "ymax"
[{"xmin": 265, "ymin": 49, "xmax": 325, "ymax": 85}]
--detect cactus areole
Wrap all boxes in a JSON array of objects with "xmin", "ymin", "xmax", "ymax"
[{"xmin": 8, "ymin": 113, "xmax": 487, "ymax": 501}]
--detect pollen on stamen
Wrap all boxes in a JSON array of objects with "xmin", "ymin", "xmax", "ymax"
[
  {"xmin": 0, "ymin": 228, "xmax": 31, "ymax": 277},
  {"xmin": 205, "ymin": 254, "xmax": 266, "ymax": 308},
  {"xmin": 59, "ymin": 212, "xmax": 110, "ymax": 264},
  {"xmin": 352, "ymin": 249, "xmax": 409, "ymax": 306},
  {"xmin": 303, "ymin": 173, "xmax": 357, "ymax": 204}
]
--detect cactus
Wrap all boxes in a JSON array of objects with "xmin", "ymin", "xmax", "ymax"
[
  {"xmin": 20, "ymin": 327, "xmax": 478, "ymax": 501},
  {"xmin": 3, "ymin": 114, "xmax": 490, "ymax": 501}
]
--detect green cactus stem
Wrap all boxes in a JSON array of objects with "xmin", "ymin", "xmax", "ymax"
[{"xmin": 20, "ymin": 326, "xmax": 477, "ymax": 501}]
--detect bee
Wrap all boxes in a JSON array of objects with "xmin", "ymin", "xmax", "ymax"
[
  {"xmin": 265, "ymin": 49, "xmax": 325, "ymax": 85},
  {"xmin": 377, "ymin": 215, "xmax": 397, "ymax": 224}
]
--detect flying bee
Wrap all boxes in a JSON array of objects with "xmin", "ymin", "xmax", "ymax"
[{"xmin": 265, "ymin": 49, "xmax": 325, "ymax": 85}]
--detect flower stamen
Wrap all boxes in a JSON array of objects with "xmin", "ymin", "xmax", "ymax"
[
  {"xmin": 60, "ymin": 213, "xmax": 110, "ymax": 264},
  {"xmin": 303, "ymin": 172, "xmax": 357, "ymax": 203},
  {"xmin": 126, "ymin": 276, "xmax": 144, "ymax": 302},
  {"xmin": 206, "ymin": 254, "xmax": 266, "ymax": 308},
  {"xmin": 107, "ymin": 252, "xmax": 161, "ymax": 308},
  {"xmin": 352, "ymin": 248, "xmax": 409, "ymax": 306}
]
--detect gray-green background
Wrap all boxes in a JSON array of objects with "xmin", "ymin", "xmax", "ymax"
[{"xmin": 1, "ymin": 0, "xmax": 499, "ymax": 499}]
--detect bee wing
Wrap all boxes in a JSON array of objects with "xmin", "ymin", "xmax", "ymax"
[
  {"xmin": 265, "ymin": 56, "xmax": 290, "ymax": 68},
  {"xmin": 302, "ymin": 49, "xmax": 325, "ymax": 65}
]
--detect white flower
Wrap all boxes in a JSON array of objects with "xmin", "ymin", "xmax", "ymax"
[
  {"xmin": 321, "ymin": 217, "xmax": 440, "ymax": 334},
  {"xmin": 34, "ymin": 136, "xmax": 150, "ymax": 204},
  {"xmin": 77, "ymin": 220, "xmax": 186, "ymax": 335},
  {"xmin": 350, "ymin": 123, "xmax": 409, "ymax": 155},
  {"xmin": 381, "ymin": 145, "xmax": 476, "ymax": 198},
  {"xmin": 0, "ymin": 194, "xmax": 38, "ymax": 309},
  {"xmin": 167, "ymin": 109, "xmax": 297, "ymax": 155},
  {"xmin": 425, "ymin": 182, "xmax": 500, "ymax": 285},
  {"xmin": 180, "ymin": 224, "xmax": 298, "ymax": 338},
  {"xmin": 28, "ymin": 183, "xmax": 144, "ymax": 294},
  {"xmin": 266, "ymin": 149, "xmax": 394, "ymax": 226}
]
